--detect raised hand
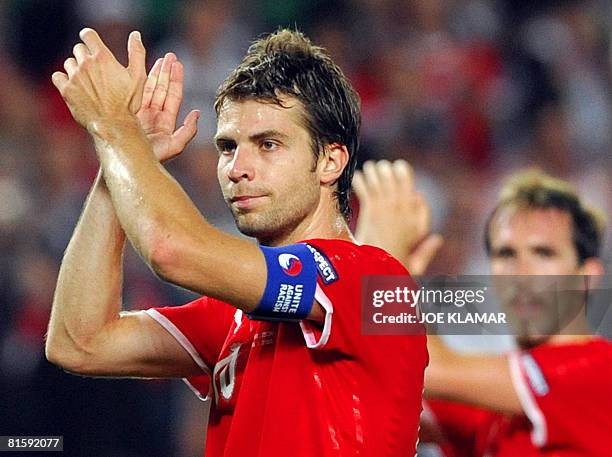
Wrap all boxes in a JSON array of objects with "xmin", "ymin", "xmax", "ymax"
[
  {"xmin": 137, "ymin": 53, "xmax": 199, "ymax": 162},
  {"xmin": 353, "ymin": 160, "xmax": 443, "ymax": 275},
  {"xmin": 52, "ymin": 28, "xmax": 147, "ymax": 131}
]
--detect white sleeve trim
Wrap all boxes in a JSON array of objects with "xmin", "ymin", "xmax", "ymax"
[
  {"xmin": 144, "ymin": 308, "xmax": 212, "ymax": 401},
  {"xmin": 508, "ymin": 351, "xmax": 547, "ymax": 447},
  {"xmin": 299, "ymin": 284, "xmax": 333, "ymax": 349},
  {"xmin": 181, "ymin": 378, "xmax": 211, "ymax": 402},
  {"xmin": 420, "ymin": 401, "xmax": 436, "ymax": 425}
]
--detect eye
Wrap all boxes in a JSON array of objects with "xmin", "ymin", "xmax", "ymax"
[
  {"xmin": 216, "ymin": 140, "xmax": 236, "ymax": 156},
  {"xmin": 261, "ymin": 140, "xmax": 279, "ymax": 151},
  {"xmin": 494, "ymin": 247, "xmax": 515, "ymax": 259},
  {"xmin": 534, "ymin": 246, "xmax": 555, "ymax": 258}
]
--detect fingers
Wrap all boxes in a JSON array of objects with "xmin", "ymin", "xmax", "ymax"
[
  {"xmin": 354, "ymin": 159, "xmax": 440, "ymax": 270},
  {"xmin": 362, "ymin": 161, "xmax": 383, "ymax": 197},
  {"xmin": 392, "ymin": 159, "xmax": 414, "ymax": 193},
  {"xmin": 127, "ymin": 31, "xmax": 146, "ymax": 113},
  {"xmin": 68, "ymin": 43, "xmax": 89, "ymax": 79},
  {"xmin": 150, "ymin": 53, "xmax": 176, "ymax": 110},
  {"xmin": 415, "ymin": 192, "xmax": 432, "ymax": 234},
  {"xmin": 408, "ymin": 234, "xmax": 444, "ymax": 275},
  {"xmin": 375, "ymin": 160, "xmax": 395, "ymax": 194},
  {"xmin": 79, "ymin": 28, "xmax": 111, "ymax": 56},
  {"xmin": 352, "ymin": 170, "xmax": 368, "ymax": 202},
  {"xmin": 51, "ymin": 71, "xmax": 68, "ymax": 93},
  {"xmin": 172, "ymin": 109, "xmax": 200, "ymax": 150},
  {"xmin": 141, "ymin": 58, "xmax": 163, "ymax": 108},
  {"xmin": 356, "ymin": 159, "xmax": 413, "ymax": 200},
  {"xmin": 63, "ymin": 58, "xmax": 77, "ymax": 78},
  {"xmin": 127, "ymin": 31, "xmax": 146, "ymax": 77},
  {"xmin": 163, "ymin": 60, "xmax": 184, "ymax": 114},
  {"xmin": 73, "ymin": 43, "xmax": 89, "ymax": 64}
]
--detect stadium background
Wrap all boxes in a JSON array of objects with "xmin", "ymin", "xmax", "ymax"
[{"xmin": 0, "ymin": 0, "xmax": 610, "ymax": 455}]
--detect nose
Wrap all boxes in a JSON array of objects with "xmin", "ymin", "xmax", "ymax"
[
  {"xmin": 227, "ymin": 145, "xmax": 255, "ymax": 183},
  {"xmin": 514, "ymin": 255, "xmax": 535, "ymax": 276}
]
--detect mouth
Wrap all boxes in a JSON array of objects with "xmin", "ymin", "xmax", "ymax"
[
  {"xmin": 508, "ymin": 296, "xmax": 543, "ymax": 319},
  {"xmin": 229, "ymin": 195, "xmax": 268, "ymax": 210}
]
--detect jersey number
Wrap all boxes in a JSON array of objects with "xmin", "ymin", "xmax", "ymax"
[{"xmin": 213, "ymin": 344, "xmax": 241, "ymax": 403}]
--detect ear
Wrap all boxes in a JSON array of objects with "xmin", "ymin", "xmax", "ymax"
[
  {"xmin": 318, "ymin": 143, "xmax": 349, "ymax": 186},
  {"xmin": 579, "ymin": 257, "xmax": 605, "ymax": 288}
]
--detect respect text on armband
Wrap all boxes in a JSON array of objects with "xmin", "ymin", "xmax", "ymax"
[{"xmin": 305, "ymin": 244, "xmax": 338, "ymax": 285}]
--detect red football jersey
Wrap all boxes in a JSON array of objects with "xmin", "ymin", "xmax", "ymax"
[
  {"xmin": 146, "ymin": 239, "xmax": 428, "ymax": 457},
  {"xmin": 426, "ymin": 337, "xmax": 612, "ymax": 457}
]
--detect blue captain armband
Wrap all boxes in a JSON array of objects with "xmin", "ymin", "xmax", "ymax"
[{"xmin": 247, "ymin": 243, "xmax": 318, "ymax": 321}]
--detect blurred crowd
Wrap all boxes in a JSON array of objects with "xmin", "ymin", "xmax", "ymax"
[{"xmin": 0, "ymin": 0, "xmax": 610, "ymax": 456}]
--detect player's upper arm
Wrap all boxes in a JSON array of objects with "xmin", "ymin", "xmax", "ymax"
[
  {"xmin": 425, "ymin": 352, "xmax": 524, "ymax": 415},
  {"xmin": 49, "ymin": 311, "xmax": 205, "ymax": 378},
  {"xmin": 149, "ymin": 226, "xmax": 267, "ymax": 312},
  {"xmin": 153, "ymin": 234, "xmax": 326, "ymax": 321},
  {"xmin": 149, "ymin": 228, "xmax": 330, "ymax": 320}
]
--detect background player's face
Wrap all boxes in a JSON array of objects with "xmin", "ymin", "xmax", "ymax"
[
  {"xmin": 489, "ymin": 207, "xmax": 581, "ymax": 276},
  {"xmin": 488, "ymin": 208, "xmax": 588, "ymax": 345},
  {"xmin": 215, "ymin": 97, "xmax": 320, "ymax": 242}
]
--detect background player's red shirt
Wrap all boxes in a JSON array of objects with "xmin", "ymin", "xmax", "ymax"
[
  {"xmin": 425, "ymin": 338, "xmax": 612, "ymax": 457},
  {"xmin": 146, "ymin": 239, "xmax": 428, "ymax": 457}
]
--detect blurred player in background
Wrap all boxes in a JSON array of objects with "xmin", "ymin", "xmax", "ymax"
[
  {"xmin": 45, "ymin": 28, "xmax": 427, "ymax": 456},
  {"xmin": 355, "ymin": 161, "xmax": 612, "ymax": 457}
]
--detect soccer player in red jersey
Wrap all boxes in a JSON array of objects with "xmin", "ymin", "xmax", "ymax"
[
  {"xmin": 355, "ymin": 162, "xmax": 611, "ymax": 457},
  {"xmin": 45, "ymin": 29, "xmax": 427, "ymax": 456}
]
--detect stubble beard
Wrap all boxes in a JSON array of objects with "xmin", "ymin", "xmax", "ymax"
[
  {"xmin": 229, "ymin": 185, "xmax": 319, "ymax": 245},
  {"xmin": 232, "ymin": 206, "xmax": 289, "ymax": 241}
]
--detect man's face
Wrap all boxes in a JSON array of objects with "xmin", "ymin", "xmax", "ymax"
[
  {"xmin": 488, "ymin": 207, "xmax": 587, "ymax": 345},
  {"xmin": 489, "ymin": 207, "xmax": 581, "ymax": 276},
  {"xmin": 215, "ymin": 97, "xmax": 320, "ymax": 242}
]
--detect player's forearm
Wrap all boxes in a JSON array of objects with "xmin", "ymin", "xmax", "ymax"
[
  {"xmin": 90, "ymin": 116, "xmax": 212, "ymax": 269},
  {"xmin": 47, "ymin": 171, "xmax": 126, "ymax": 367},
  {"xmin": 424, "ymin": 344, "xmax": 465, "ymax": 399},
  {"xmin": 424, "ymin": 336, "xmax": 484, "ymax": 403},
  {"xmin": 423, "ymin": 335, "xmax": 458, "ymax": 397},
  {"xmin": 88, "ymin": 115, "xmax": 265, "ymax": 307},
  {"xmin": 424, "ymin": 337, "xmax": 523, "ymax": 414}
]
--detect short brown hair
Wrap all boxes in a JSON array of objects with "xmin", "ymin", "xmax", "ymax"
[
  {"xmin": 484, "ymin": 170, "xmax": 606, "ymax": 264},
  {"xmin": 214, "ymin": 29, "xmax": 361, "ymax": 219}
]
